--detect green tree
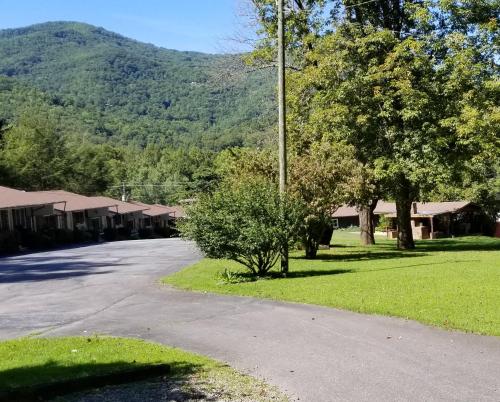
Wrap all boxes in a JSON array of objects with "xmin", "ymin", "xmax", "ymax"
[
  {"xmin": 126, "ymin": 145, "xmax": 218, "ymax": 204},
  {"xmin": 179, "ymin": 179, "xmax": 302, "ymax": 276},
  {"xmin": 66, "ymin": 142, "xmax": 127, "ymax": 195},
  {"xmin": 288, "ymin": 141, "xmax": 363, "ymax": 258},
  {"xmin": 0, "ymin": 111, "xmax": 69, "ymax": 190},
  {"xmin": 251, "ymin": 0, "xmax": 499, "ymax": 249},
  {"xmin": 215, "ymin": 145, "xmax": 362, "ymax": 258}
]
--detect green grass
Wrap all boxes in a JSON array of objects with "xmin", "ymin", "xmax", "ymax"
[
  {"xmin": 164, "ymin": 233, "xmax": 500, "ymax": 336},
  {"xmin": 0, "ymin": 336, "xmax": 286, "ymax": 400}
]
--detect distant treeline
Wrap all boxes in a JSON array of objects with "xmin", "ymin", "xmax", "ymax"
[
  {"xmin": 0, "ymin": 21, "xmax": 276, "ymax": 148},
  {"xmin": 0, "ymin": 101, "xmax": 219, "ymax": 204}
]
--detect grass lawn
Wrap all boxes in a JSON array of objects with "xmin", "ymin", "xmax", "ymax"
[
  {"xmin": 0, "ymin": 336, "xmax": 286, "ymax": 401},
  {"xmin": 164, "ymin": 233, "xmax": 500, "ymax": 336}
]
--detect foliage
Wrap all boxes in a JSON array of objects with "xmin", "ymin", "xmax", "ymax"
[
  {"xmin": 0, "ymin": 102, "xmax": 219, "ymax": 203},
  {"xmin": 179, "ymin": 179, "xmax": 302, "ymax": 276},
  {"xmin": 0, "ymin": 21, "xmax": 275, "ymax": 149},
  {"xmin": 214, "ymin": 144, "xmax": 363, "ymax": 258},
  {"xmin": 215, "ymin": 268, "xmax": 256, "ymax": 284},
  {"xmin": 0, "ymin": 110, "xmax": 68, "ymax": 190},
  {"xmin": 125, "ymin": 145, "xmax": 218, "ymax": 204},
  {"xmin": 250, "ymin": 0, "xmax": 499, "ymax": 249},
  {"xmin": 375, "ymin": 215, "xmax": 392, "ymax": 231},
  {"xmin": 164, "ymin": 233, "xmax": 500, "ymax": 336},
  {"xmin": 288, "ymin": 141, "xmax": 364, "ymax": 257}
]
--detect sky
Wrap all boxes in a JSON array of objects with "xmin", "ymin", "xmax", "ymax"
[{"xmin": 0, "ymin": 0, "xmax": 257, "ymax": 53}]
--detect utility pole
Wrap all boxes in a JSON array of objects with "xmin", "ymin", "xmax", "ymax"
[
  {"xmin": 121, "ymin": 182, "xmax": 127, "ymax": 202},
  {"xmin": 278, "ymin": 0, "xmax": 288, "ymax": 273}
]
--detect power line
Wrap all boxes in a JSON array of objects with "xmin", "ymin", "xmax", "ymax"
[{"xmin": 344, "ymin": 0, "xmax": 380, "ymax": 9}]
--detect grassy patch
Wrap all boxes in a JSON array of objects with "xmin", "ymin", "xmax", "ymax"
[
  {"xmin": 164, "ymin": 233, "xmax": 500, "ymax": 336},
  {"xmin": 0, "ymin": 336, "xmax": 287, "ymax": 401}
]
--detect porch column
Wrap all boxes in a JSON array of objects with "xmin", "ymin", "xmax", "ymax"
[
  {"xmin": 66, "ymin": 212, "xmax": 73, "ymax": 230},
  {"xmin": 430, "ymin": 216, "xmax": 434, "ymax": 239},
  {"xmin": 7, "ymin": 209, "xmax": 14, "ymax": 231}
]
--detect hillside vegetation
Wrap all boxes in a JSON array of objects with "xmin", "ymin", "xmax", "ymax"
[{"xmin": 0, "ymin": 21, "xmax": 275, "ymax": 148}]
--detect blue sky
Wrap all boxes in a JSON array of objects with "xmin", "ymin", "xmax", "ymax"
[{"xmin": 0, "ymin": 0, "xmax": 256, "ymax": 53}]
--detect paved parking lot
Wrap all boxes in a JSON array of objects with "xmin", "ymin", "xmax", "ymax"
[{"xmin": 1, "ymin": 239, "xmax": 499, "ymax": 401}]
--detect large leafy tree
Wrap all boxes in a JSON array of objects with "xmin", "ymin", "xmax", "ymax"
[
  {"xmin": 66, "ymin": 142, "xmax": 128, "ymax": 196},
  {"xmin": 0, "ymin": 111, "xmax": 69, "ymax": 190},
  {"xmin": 250, "ymin": 0, "xmax": 499, "ymax": 249},
  {"xmin": 215, "ymin": 144, "xmax": 363, "ymax": 258},
  {"xmin": 288, "ymin": 141, "xmax": 363, "ymax": 257}
]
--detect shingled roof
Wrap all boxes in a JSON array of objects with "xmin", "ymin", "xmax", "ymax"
[
  {"xmin": 0, "ymin": 186, "xmax": 66, "ymax": 209},
  {"xmin": 129, "ymin": 201, "xmax": 173, "ymax": 217},
  {"xmin": 331, "ymin": 201, "xmax": 397, "ymax": 218},
  {"xmin": 35, "ymin": 190, "xmax": 117, "ymax": 212},
  {"xmin": 331, "ymin": 201, "xmax": 471, "ymax": 218},
  {"xmin": 385, "ymin": 201, "xmax": 472, "ymax": 218},
  {"xmin": 91, "ymin": 196, "xmax": 149, "ymax": 215}
]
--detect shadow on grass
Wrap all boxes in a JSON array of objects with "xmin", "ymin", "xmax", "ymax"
[
  {"xmin": 0, "ymin": 360, "xmax": 208, "ymax": 401},
  {"xmin": 292, "ymin": 251, "xmax": 427, "ymax": 263},
  {"xmin": 268, "ymin": 269, "xmax": 354, "ymax": 279},
  {"xmin": 219, "ymin": 268, "xmax": 355, "ymax": 283},
  {"xmin": 415, "ymin": 238, "xmax": 500, "ymax": 252}
]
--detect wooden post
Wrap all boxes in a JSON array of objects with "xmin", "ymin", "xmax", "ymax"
[
  {"xmin": 278, "ymin": 0, "xmax": 288, "ymax": 273},
  {"xmin": 430, "ymin": 216, "xmax": 434, "ymax": 239}
]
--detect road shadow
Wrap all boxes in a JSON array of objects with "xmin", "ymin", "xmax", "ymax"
[
  {"xmin": 0, "ymin": 360, "xmax": 210, "ymax": 401},
  {"xmin": 0, "ymin": 241, "xmax": 106, "ymax": 259},
  {"xmin": 0, "ymin": 259, "xmax": 123, "ymax": 283}
]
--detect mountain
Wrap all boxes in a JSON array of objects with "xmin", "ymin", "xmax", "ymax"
[{"xmin": 0, "ymin": 21, "xmax": 275, "ymax": 148}]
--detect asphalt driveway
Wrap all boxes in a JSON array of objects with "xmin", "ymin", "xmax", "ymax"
[{"xmin": 0, "ymin": 239, "xmax": 499, "ymax": 401}]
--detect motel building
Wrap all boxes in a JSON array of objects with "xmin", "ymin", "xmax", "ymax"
[
  {"xmin": 0, "ymin": 186, "xmax": 66, "ymax": 232},
  {"xmin": 34, "ymin": 190, "xmax": 118, "ymax": 232}
]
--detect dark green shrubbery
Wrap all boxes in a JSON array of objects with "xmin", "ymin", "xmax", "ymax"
[
  {"xmin": 138, "ymin": 228, "xmax": 153, "ymax": 239},
  {"xmin": 0, "ymin": 231, "xmax": 20, "ymax": 254},
  {"xmin": 103, "ymin": 227, "xmax": 117, "ymax": 242},
  {"xmin": 73, "ymin": 229, "xmax": 94, "ymax": 243},
  {"xmin": 179, "ymin": 180, "xmax": 302, "ymax": 277},
  {"xmin": 153, "ymin": 226, "xmax": 173, "ymax": 238},
  {"xmin": 116, "ymin": 227, "xmax": 132, "ymax": 240},
  {"xmin": 19, "ymin": 229, "xmax": 56, "ymax": 250},
  {"xmin": 52, "ymin": 228, "xmax": 75, "ymax": 244}
]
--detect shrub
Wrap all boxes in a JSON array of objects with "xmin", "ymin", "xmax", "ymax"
[
  {"xmin": 19, "ymin": 229, "xmax": 55, "ymax": 249},
  {"xmin": 138, "ymin": 227, "xmax": 153, "ymax": 239},
  {"xmin": 153, "ymin": 226, "xmax": 172, "ymax": 238},
  {"xmin": 116, "ymin": 227, "xmax": 131, "ymax": 240},
  {"xmin": 376, "ymin": 215, "xmax": 391, "ymax": 231},
  {"xmin": 179, "ymin": 180, "xmax": 302, "ymax": 277},
  {"xmin": 51, "ymin": 228, "xmax": 75, "ymax": 244},
  {"xmin": 0, "ymin": 231, "xmax": 20, "ymax": 254},
  {"xmin": 103, "ymin": 227, "xmax": 117, "ymax": 241},
  {"xmin": 215, "ymin": 268, "xmax": 256, "ymax": 284},
  {"xmin": 73, "ymin": 228, "xmax": 93, "ymax": 243}
]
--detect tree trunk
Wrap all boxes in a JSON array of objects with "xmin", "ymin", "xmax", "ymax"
[
  {"xmin": 359, "ymin": 200, "xmax": 378, "ymax": 246},
  {"xmin": 303, "ymin": 218, "xmax": 324, "ymax": 259},
  {"xmin": 395, "ymin": 184, "xmax": 415, "ymax": 250},
  {"xmin": 305, "ymin": 238, "xmax": 318, "ymax": 259}
]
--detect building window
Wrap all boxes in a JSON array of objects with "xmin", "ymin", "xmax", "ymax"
[
  {"xmin": 73, "ymin": 212, "xmax": 85, "ymax": 229},
  {"xmin": 332, "ymin": 218, "xmax": 339, "ymax": 229}
]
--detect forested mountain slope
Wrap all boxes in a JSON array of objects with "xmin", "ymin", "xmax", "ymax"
[{"xmin": 0, "ymin": 21, "xmax": 275, "ymax": 148}]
